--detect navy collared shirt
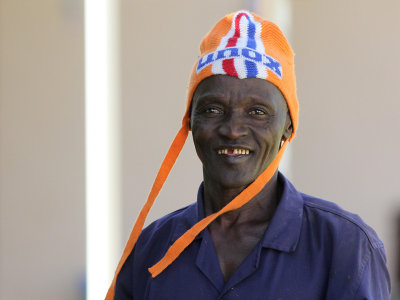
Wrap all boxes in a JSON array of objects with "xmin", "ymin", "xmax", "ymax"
[{"xmin": 115, "ymin": 174, "xmax": 391, "ymax": 299}]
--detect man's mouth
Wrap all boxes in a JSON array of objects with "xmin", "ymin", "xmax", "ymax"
[{"xmin": 217, "ymin": 148, "xmax": 250, "ymax": 155}]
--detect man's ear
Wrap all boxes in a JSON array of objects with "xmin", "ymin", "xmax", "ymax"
[
  {"xmin": 188, "ymin": 101, "xmax": 193, "ymax": 130},
  {"xmin": 282, "ymin": 112, "xmax": 293, "ymax": 140},
  {"xmin": 188, "ymin": 108, "xmax": 193, "ymax": 130}
]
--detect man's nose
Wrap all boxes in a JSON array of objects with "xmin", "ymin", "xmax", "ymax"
[{"xmin": 218, "ymin": 113, "xmax": 248, "ymax": 139}]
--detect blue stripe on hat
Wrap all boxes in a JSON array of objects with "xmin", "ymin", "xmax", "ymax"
[
  {"xmin": 246, "ymin": 17, "xmax": 256, "ymax": 50},
  {"xmin": 245, "ymin": 60, "xmax": 258, "ymax": 77}
]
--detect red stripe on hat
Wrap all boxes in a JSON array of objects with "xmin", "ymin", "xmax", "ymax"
[
  {"xmin": 226, "ymin": 34, "xmax": 238, "ymax": 47},
  {"xmin": 224, "ymin": 13, "xmax": 248, "ymax": 77},
  {"xmin": 226, "ymin": 12, "xmax": 247, "ymax": 47},
  {"xmin": 222, "ymin": 59, "xmax": 238, "ymax": 77}
]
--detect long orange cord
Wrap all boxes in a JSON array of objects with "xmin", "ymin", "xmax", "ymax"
[{"xmin": 105, "ymin": 126, "xmax": 188, "ymax": 300}]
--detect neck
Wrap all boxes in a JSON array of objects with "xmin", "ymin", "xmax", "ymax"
[{"xmin": 203, "ymin": 172, "xmax": 281, "ymax": 225}]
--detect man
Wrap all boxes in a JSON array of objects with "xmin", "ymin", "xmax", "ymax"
[{"xmin": 107, "ymin": 11, "xmax": 391, "ymax": 299}]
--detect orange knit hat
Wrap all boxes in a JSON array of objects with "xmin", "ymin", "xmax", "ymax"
[
  {"xmin": 183, "ymin": 10, "xmax": 298, "ymax": 138},
  {"xmin": 106, "ymin": 11, "xmax": 298, "ymax": 299}
]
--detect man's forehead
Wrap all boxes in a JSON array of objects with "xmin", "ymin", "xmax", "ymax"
[{"xmin": 192, "ymin": 75, "xmax": 287, "ymax": 107}]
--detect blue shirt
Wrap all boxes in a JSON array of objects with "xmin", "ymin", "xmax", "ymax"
[{"xmin": 115, "ymin": 174, "xmax": 391, "ymax": 299}]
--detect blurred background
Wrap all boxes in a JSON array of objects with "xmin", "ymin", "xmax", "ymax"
[{"xmin": 0, "ymin": 0, "xmax": 399, "ymax": 299}]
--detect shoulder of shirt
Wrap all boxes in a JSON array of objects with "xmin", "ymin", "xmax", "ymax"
[
  {"xmin": 300, "ymin": 193, "xmax": 384, "ymax": 249},
  {"xmin": 146, "ymin": 203, "xmax": 194, "ymax": 228},
  {"xmin": 136, "ymin": 203, "xmax": 196, "ymax": 247}
]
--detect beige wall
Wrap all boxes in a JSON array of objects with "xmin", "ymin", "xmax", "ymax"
[
  {"xmin": 0, "ymin": 0, "xmax": 85, "ymax": 299},
  {"xmin": 291, "ymin": 0, "xmax": 400, "ymax": 294}
]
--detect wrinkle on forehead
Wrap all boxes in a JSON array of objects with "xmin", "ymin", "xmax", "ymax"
[{"xmin": 191, "ymin": 75, "xmax": 288, "ymax": 115}]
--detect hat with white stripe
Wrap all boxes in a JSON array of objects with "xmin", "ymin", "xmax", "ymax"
[{"xmin": 185, "ymin": 10, "xmax": 298, "ymax": 138}]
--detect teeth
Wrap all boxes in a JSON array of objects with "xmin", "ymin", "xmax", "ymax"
[{"xmin": 217, "ymin": 148, "xmax": 250, "ymax": 155}]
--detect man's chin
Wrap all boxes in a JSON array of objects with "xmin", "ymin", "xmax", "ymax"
[{"xmin": 213, "ymin": 176, "xmax": 255, "ymax": 191}]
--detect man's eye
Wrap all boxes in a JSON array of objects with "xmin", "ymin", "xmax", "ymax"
[
  {"xmin": 249, "ymin": 109, "xmax": 265, "ymax": 115},
  {"xmin": 206, "ymin": 107, "xmax": 222, "ymax": 114}
]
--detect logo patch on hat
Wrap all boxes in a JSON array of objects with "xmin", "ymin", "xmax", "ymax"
[{"xmin": 196, "ymin": 11, "xmax": 283, "ymax": 80}]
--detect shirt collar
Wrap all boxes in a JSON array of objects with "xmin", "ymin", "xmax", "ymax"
[
  {"xmin": 169, "ymin": 184, "xmax": 204, "ymax": 243},
  {"xmin": 170, "ymin": 175, "xmax": 303, "ymax": 253},
  {"xmin": 260, "ymin": 172, "xmax": 303, "ymax": 252}
]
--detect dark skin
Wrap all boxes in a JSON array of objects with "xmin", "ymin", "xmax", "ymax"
[{"xmin": 190, "ymin": 75, "xmax": 293, "ymax": 282}]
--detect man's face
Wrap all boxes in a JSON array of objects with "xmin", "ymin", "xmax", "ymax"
[{"xmin": 190, "ymin": 75, "xmax": 291, "ymax": 189}]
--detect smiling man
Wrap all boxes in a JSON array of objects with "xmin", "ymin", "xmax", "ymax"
[
  {"xmin": 190, "ymin": 75, "xmax": 292, "ymax": 282},
  {"xmin": 107, "ymin": 11, "xmax": 391, "ymax": 300}
]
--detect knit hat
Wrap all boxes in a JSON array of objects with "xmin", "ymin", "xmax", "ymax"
[{"xmin": 106, "ymin": 10, "xmax": 298, "ymax": 299}]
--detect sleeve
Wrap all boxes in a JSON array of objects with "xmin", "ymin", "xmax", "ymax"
[
  {"xmin": 115, "ymin": 250, "xmax": 135, "ymax": 300},
  {"xmin": 353, "ymin": 246, "xmax": 391, "ymax": 300}
]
